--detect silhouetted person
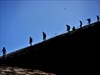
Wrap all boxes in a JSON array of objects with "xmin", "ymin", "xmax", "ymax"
[
  {"xmin": 97, "ymin": 15, "xmax": 100, "ymax": 22},
  {"xmin": 72, "ymin": 26, "xmax": 76, "ymax": 31},
  {"xmin": 87, "ymin": 18, "xmax": 91, "ymax": 25},
  {"xmin": 1, "ymin": 47, "xmax": 6, "ymax": 58},
  {"xmin": 29, "ymin": 36, "xmax": 33, "ymax": 46},
  {"xmin": 66, "ymin": 24, "xmax": 70, "ymax": 32},
  {"xmin": 79, "ymin": 20, "xmax": 82, "ymax": 28},
  {"xmin": 42, "ymin": 32, "xmax": 46, "ymax": 41}
]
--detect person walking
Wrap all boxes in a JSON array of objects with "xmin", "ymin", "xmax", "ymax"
[
  {"xmin": 1, "ymin": 47, "xmax": 6, "ymax": 57},
  {"xmin": 79, "ymin": 20, "xmax": 82, "ymax": 28},
  {"xmin": 87, "ymin": 18, "xmax": 91, "ymax": 25},
  {"xmin": 72, "ymin": 26, "xmax": 76, "ymax": 31},
  {"xmin": 29, "ymin": 36, "xmax": 33, "ymax": 46},
  {"xmin": 66, "ymin": 24, "xmax": 70, "ymax": 32},
  {"xmin": 42, "ymin": 32, "xmax": 46, "ymax": 41},
  {"xmin": 97, "ymin": 15, "xmax": 100, "ymax": 22}
]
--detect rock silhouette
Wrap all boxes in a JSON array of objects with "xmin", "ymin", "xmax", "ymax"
[{"xmin": 0, "ymin": 22, "xmax": 100, "ymax": 75}]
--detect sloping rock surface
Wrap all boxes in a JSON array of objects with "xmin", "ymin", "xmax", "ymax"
[{"xmin": 0, "ymin": 66, "xmax": 56, "ymax": 75}]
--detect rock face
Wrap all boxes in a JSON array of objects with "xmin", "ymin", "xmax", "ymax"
[
  {"xmin": 0, "ymin": 22, "xmax": 100, "ymax": 75},
  {"xmin": 0, "ymin": 66, "xmax": 56, "ymax": 75}
]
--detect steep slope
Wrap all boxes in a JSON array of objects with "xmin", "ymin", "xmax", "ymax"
[
  {"xmin": 0, "ymin": 66, "xmax": 56, "ymax": 75},
  {"xmin": 0, "ymin": 22, "xmax": 100, "ymax": 75}
]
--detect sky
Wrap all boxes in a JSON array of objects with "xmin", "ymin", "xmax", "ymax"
[{"xmin": 0, "ymin": 0, "xmax": 100, "ymax": 56}]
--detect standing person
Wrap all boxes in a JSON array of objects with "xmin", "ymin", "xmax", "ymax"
[
  {"xmin": 66, "ymin": 24, "xmax": 70, "ymax": 32},
  {"xmin": 87, "ymin": 18, "xmax": 91, "ymax": 25},
  {"xmin": 29, "ymin": 36, "xmax": 33, "ymax": 46},
  {"xmin": 97, "ymin": 15, "xmax": 100, "ymax": 22},
  {"xmin": 1, "ymin": 47, "xmax": 6, "ymax": 57},
  {"xmin": 42, "ymin": 32, "xmax": 46, "ymax": 41},
  {"xmin": 79, "ymin": 21, "xmax": 82, "ymax": 28},
  {"xmin": 72, "ymin": 26, "xmax": 76, "ymax": 31}
]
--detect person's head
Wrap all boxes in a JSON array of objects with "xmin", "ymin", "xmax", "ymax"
[
  {"xmin": 30, "ymin": 36, "xmax": 32, "ymax": 38},
  {"xmin": 3, "ymin": 47, "xmax": 5, "ymax": 49}
]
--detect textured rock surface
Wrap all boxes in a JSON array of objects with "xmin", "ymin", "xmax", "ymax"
[{"xmin": 0, "ymin": 66, "xmax": 56, "ymax": 75}]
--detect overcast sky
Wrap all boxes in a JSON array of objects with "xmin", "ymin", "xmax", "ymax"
[{"xmin": 0, "ymin": 0, "xmax": 100, "ymax": 56}]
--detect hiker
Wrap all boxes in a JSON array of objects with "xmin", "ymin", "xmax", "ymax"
[
  {"xmin": 87, "ymin": 18, "xmax": 91, "ymax": 25},
  {"xmin": 66, "ymin": 24, "xmax": 70, "ymax": 32},
  {"xmin": 72, "ymin": 26, "xmax": 76, "ymax": 31},
  {"xmin": 42, "ymin": 32, "xmax": 46, "ymax": 41},
  {"xmin": 1, "ymin": 47, "xmax": 6, "ymax": 57},
  {"xmin": 79, "ymin": 20, "xmax": 82, "ymax": 28},
  {"xmin": 29, "ymin": 36, "xmax": 33, "ymax": 46},
  {"xmin": 97, "ymin": 15, "xmax": 100, "ymax": 22}
]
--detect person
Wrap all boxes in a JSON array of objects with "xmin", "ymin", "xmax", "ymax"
[
  {"xmin": 66, "ymin": 24, "xmax": 70, "ymax": 32},
  {"xmin": 42, "ymin": 32, "xmax": 46, "ymax": 41},
  {"xmin": 72, "ymin": 26, "xmax": 76, "ymax": 31},
  {"xmin": 97, "ymin": 15, "xmax": 100, "ymax": 22},
  {"xmin": 79, "ymin": 21, "xmax": 82, "ymax": 28},
  {"xmin": 29, "ymin": 36, "xmax": 33, "ymax": 46},
  {"xmin": 1, "ymin": 47, "xmax": 6, "ymax": 57},
  {"xmin": 87, "ymin": 18, "xmax": 91, "ymax": 25}
]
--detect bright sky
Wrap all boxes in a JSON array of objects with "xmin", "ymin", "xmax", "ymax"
[{"xmin": 0, "ymin": 0, "xmax": 100, "ymax": 56}]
